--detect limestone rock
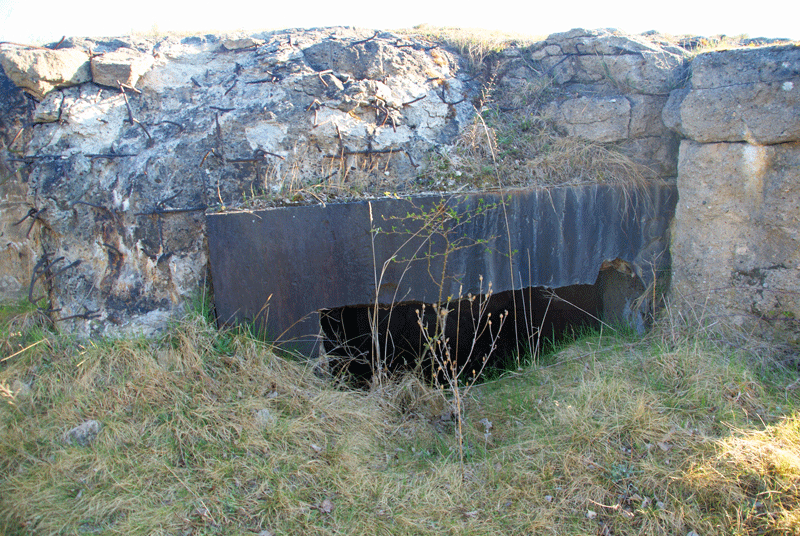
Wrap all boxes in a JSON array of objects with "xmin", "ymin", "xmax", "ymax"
[
  {"xmin": 666, "ymin": 45, "xmax": 800, "ymax": 144},
  {"xmin": 628, "ymin": 95, "xmax": 669, "ymax": 137},
  {"xmin": 546, "ymin": 96, "xmax": 631, "ymax": 142},
  {"xmin": 661, "ymin": 88, "xmax": 689, "ymax": 132},
  {"xmin": 690, "ymin": 44, "xmax": 800, "ymax": 89},
  {"xmin": 64, "ymin": 419, "xmax": 101, "ymax": 446},
  {"xmin": 222, "ymin": 37, "xmax": 264, "ymax": 51},
  {"xmin": 0, "ymin": 69, "xmax": 38, "ymax": 302},
  {"xmin": 255, "ymin": 408, "xmax": 276, "ymax": 427},
  {"xmin": 91, "ymin": 48, "xmax": 155, "ymax": 88},
  {"xmin": 0, "ymin": 46, "xmax": 90, "ymax": 100},
  {"xmin": 528, "ymin": 28, "xmax": 687, "ymax": 95},
  {"xmin": 674, "ymin": 80, "xmax": 800, "ymax": 144},
  {"xmin": 0, "ymin": 28, "xmax": 477, "ymax": 336},
  {"xmin": 33, "ymin": 90, "xmax": 64, "ymax": 123},
  {"xmin": 671, "ymin": 140, "xmax": 800, "ymax": 323}
]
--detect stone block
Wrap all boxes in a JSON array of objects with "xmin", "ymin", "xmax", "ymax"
[
  {"xmin": 675, "ymin": 80, "xmax": 800, "ymax": 144},
  {"xmin": 671, "ymin": 140, "xmax": 800, "ymax": 322},
  {"xmin": 547, "ymin": 96, "xmax": 630, "ymax": 142},
  {"xmin": 0, "ymin": 46, "xmax": 90, "ymax": 100},
  {"xmin": 690, "ymin": 44, "xmax": 800, "ymax": 89},
  {"xmin": 91, "ymin": 48, "xmax": 155, "ymax": 88}
]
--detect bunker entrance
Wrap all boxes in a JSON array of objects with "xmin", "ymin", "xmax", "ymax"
[
  {"xmin": 319, "ymin": 264, "xmax": 646, "ymax": 381},
  {"xmin": 207, "ymin": 185, "xmax": 677, "ymax": 360}
]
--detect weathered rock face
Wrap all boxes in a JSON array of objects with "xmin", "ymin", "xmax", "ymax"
[
  {"xmin": 0, "ymin": 66, "xmax": 38, "ymax": 301},
  {"xmin": 527, "ymin": 29, "xmax": 685, "ymax": 177},
  {"xmin": 0, "ymin": 28, "xmax": 480, "ymax": 335},
  {"xmin": 668, "ymin": 44, "xmax": 800, "ymax": 335},
  {"xmin": 1, "ymin": 26, "xmax": 795, "ymax": 342}
]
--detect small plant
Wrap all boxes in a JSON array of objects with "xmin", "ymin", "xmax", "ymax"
[{"xmin": 416, "ymin": 279, "xmax": 508, "ymax": 476}]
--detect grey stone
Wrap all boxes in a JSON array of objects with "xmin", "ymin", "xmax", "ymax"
[
  {"xmin": 661, "ymin": 88, "xmax": 689, "ymax": 132},
  {"xmin": 0, "ymin": 28, "xmax": 477, "ymax": 336},
  {"xmin": 531, "ymin": 29, "xmax": 687, "ymax": 94},
  {"xmin": 91, "ymin": 48, "xmax": 154, "ymax": 88},
  {"xmin": 628, "ymin": 94, "xmax": 669, "ymax": 137},
  {"xmin": 33, "ymin": 90, "xmax": 64, "ymax": 123},
  {"xmin": 221, "ymin": 37, "xmax": 264, "ymax": 51},
  {"xmin": 547, "ymin": 96, "xmax": 631, "ymax": 142},
  {"xmin": 255, "ymin": 408, "xmax": 276, "ymax": 427},
  {"xmin": 674, "ymin": 80, "xmax": 800, "ymax": 144},
  {"xmin": 0, "ymin": 46, "xmax": 90, "ymax": 100},
  {"xmin": 64, "ymin": 420, "xmax": 102, "ymax": 446},
  {"xmin": 665, "ymin": 45, "xmax": 800, "ymax": 144},
  {"xmin": 671, "ymin": 140, "xmax": 800, "ymax": 323},
  {"xmin": 690, "ymin": 44, "xmax": 800, "ymax": 89}
]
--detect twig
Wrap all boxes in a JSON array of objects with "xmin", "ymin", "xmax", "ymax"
[
  {"xmin": 28, "ymin": 256, "xmax": 50, "ymax": 304},
  {"xmin": 158, "ymin": 191, "xmax": 181, "ymax": 208},
  {"xmin": 11, "ymin": 128, "xmax": 24, "ymax": 146},
  {"xmin": 55, "ymin": 306, "xmax": 101, "ymax": 322},
  {"xmin": 224, "ymin": 79, "xmax": 238, "ymax": 96},
  {"xmin": 134, "ymin": 205, "xmax": 208, "ymax": 216},
  {"xmin": 227, "ymin": 149, "xmax": 285, "ymax": 163},
  {"xmin": 118, "ymin": 83, "xmax": 141, "ymax": 94},
  {"xmin": 120, "ymin": 82, "xmax": 135, "ymax": 123},
  {"xmin": 402, "ymin": 95, "xmax": 426, "ymax": 106},
  {"xmin": 28, "ymin": 254, "xmax": 67, "ymax": 305},
  {"xmin": 41, "ymin": 260, "xmax": 81, "ymax": 286},
  {"xmin": 200, "ymin": 149, "xmax": 215, "ymax": 166},
  {"xmin": 1, "ymin": 339, "xmax": 48, "ymax": 363},
  {"xmin": 13, "ymin": 207, "xmax": 47, "ymax": 238},
  {"xmin": 155, "ymin": 120, "xmax": 184, "ymax": 132},
  {"xmin": 210, "ymin": 106, "xmax": 234, "ymax": 113},
  {"xmin": 439, "ymin": 85, "xmax": 465, "ymax": 105},
  {"xmin": 245, "ymin": 74, "xmax": 276, "ymax": 84},
  {"xmin": 317, "ymin": 69, "xmax": 333, "ymax": 86},
  {"xmin": 190, "ymin": 77, "xmax": 202, "ymax": 88},
  {"xmin": 119, "ymin": 83, "xmax": 153, "ymax": 147},
  {"xmin": 351, "ymin": 31, "xmax": 379, "ymax": 46},
  {"xmin": 13, "ymin": 208, "xmax": 39, "ymax": 226},
  {"xmin": 86, "ymin": 153, "xmax": 137, "ymax": 159}
]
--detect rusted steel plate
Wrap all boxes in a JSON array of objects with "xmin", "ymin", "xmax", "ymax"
[{"xmin": 207, "ymin": 183, "xmax": 677, "ymax": 355}]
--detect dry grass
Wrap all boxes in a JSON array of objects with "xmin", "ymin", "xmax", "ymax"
[
  {"xmin": 399, "ymin": 25, "xmax": 543, "ymax": 72},
  {"xmin": 1, "ymin": 300, "xmax": 799, "ymax": 535},
  {"xmin": 421, "ymin": 109, "xmax": 655, "ymax": 192}
]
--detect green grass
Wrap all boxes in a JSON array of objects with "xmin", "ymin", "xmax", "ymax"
[{"xmin": 1, "ymin": 302, "xmax": 799, "ymax": 535}]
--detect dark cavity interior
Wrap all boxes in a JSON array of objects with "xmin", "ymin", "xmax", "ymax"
[{"xmin": 319, "ymin": 264, "xmax": 646, "ymax": 381}]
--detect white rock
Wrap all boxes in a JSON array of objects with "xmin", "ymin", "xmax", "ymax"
[
  {"xmin": 255, "ymin": 408, "xmax": 276, "ymax": 427},
  {"xmin": 222, "ymin": 37, "xmax": 264, "ymax": 51}
]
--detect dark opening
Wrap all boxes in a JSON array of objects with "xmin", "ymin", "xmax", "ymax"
[{"xmin": 319, "ymin": 264, "xmax": 646, "ymax": 382}]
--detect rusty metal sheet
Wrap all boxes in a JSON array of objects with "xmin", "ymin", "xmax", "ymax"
[{"xmin": 207, "ymin": 183, "xmax": 677, "ymax": 355}]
